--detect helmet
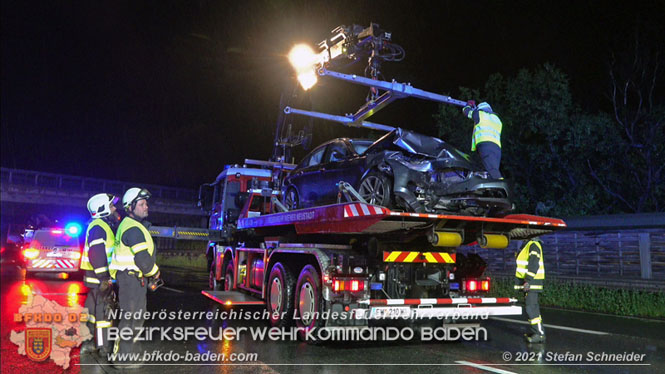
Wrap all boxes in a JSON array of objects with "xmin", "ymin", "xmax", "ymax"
[
  {"xmin": 478, "ymin": 102, "xmax": 493, "ymax": 113},
  {"xmin": 122, "ymin": 188, "xmax": 152, "ymax": 211},
  {"xmin": 87, "ymin": 193, "xmax": 118, "ymax": 218}
]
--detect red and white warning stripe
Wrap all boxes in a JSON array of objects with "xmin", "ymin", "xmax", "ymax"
[
  {"xmin": 55, "ymin": 259, "xmax": 76, "ymax": 269},
  {"xmin": 343, "ymin": 203, "xmax": 387, "ymax": 218},
  {"xmin": 362, "ymin": 297, "xmax": 516, "ymax": 306}
]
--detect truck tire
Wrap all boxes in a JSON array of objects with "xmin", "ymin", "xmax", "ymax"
[
  {"xmin": 267, "ymin": 263, "xmax": 295, "ymax": 328},
  {"xmin": 223, "ymin": 262, "xmax": 234, "ymax": 291},
  {"xmin": 294, "ymin": 265, "xmax": 326, "ymax": 342},
  {"xmin": 358, "ymin": 171, "xmax": 392, "ymax": 207},
  {"xmin": 209, "ymin": 260, "xmax": 221, "ymax": 290}
]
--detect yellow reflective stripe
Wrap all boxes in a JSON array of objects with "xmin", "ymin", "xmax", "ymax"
[
  {"xmin": 530, "ymin": 285, "xmax": 543, "ymax": 290},
  {"xmin": 529, "ymin": 316, "xmax": 542, "ymax": 324},
  {"xmin": 94, "ymin": 266, "xmax": 109, "ymax": 274},
  {"xmin": 526, "ymin": 271, "xmax": 537, "ymax": 277},
  {"xmin": 89, "ymin": 238, "xmax": 106, "ymax": 247},
  {"xmin": 529, "ymin": 250, "xmax": 541, "ymax": 257},
  {"xmin": 87, "ymin": 314, "xmax": 96, "ymax": 323},
  {"xmin": 404, "ymin": 252, "xmax": 419, "ymax": 262},
  {"xmin": 96, "ymin": 321, "xmax": 112, "ymax": 328},
  {"xmin": 131, "ymin": 243, "xmax": 149, "ymax": 254},
  {"xmin": 423, "ymin": 253, "xmax": 437, "ymax": 263},
  {"xmin": 144, "ymin": 264, "xmax": 159, "ymax": 277},
  {"xmin": 514, "ymin": 285, "xmax": 523, "ymax": 289},
  {"xmin": 515, "ymin": 268, "xmax": 527, "ymax": 273},
  {"xmin": 516, "ymin": 260, "xmax": 529, "ymax": 265},
  {"xmin": 385, "ymin": 252, "xmax": 401, "ymax": 262},
  {"xmin": 85, "ymin": 277, "xmax": 101, "ymax": 284}
]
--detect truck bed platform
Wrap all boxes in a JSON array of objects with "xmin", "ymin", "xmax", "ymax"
[{"xmin": 239, "ymin": 202, "xmax": 566, "ymax": 241}]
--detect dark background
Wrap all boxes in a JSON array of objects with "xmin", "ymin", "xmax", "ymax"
[{"xmin": 2, "ymin": 0, "xmax": 663, "ymax": 188}]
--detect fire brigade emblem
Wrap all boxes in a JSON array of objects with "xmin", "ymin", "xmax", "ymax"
[{"xmin": 26, "ymin": 328, "xmax": 52, "ymax": 361}]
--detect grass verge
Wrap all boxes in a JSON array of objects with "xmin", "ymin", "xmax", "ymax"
[
  {"xmin": 487, "ymin": 277, "xmax": 665, "ymax": 319},
  {"xmin": 156, "ymin": 253, "xmax": 207, "ymax": 272}
]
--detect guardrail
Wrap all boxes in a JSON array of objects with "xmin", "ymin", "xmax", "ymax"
[{"xmin": 1, "ymin": 167, "xmax": 196, "ymax": 202}]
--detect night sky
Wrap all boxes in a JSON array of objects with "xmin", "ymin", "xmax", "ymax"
[{"xmin": 2, "ymin": 1, "xmax": 663, "ymax": 189}]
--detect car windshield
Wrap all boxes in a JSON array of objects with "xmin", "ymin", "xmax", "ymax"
[{"xmin": 31, "ymin": 231, "xmax": 80, "ymax": 248}]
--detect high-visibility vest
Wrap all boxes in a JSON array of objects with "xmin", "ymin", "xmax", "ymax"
[
  {"xmin": 81, "ymin": 219, "xmax": 114, "ymax": 272},
  {"xmin": 471, "ymin": 111, "xmax": 502, "ymax": 151},
  {"xmin": 109, "ymin": 217, "xmax": 157, "ymax": 279},
  {"xmin": 514, "ymin": 240, "xmax": 545, "ymax": 290}
]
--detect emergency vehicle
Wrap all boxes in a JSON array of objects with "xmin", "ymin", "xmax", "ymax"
[
  {"xmin": 21, "ymin": 223, "xmax": 83, "ymax": 274},
  {"xmin": 198, "ymin": 23, "xmax": 567, "ymax": 340}
]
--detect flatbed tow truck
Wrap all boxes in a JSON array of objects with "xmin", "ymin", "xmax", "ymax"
[
  {"xmin": 198, "ymin": 23, "xmax": 567, "ymax": 340},
  {"xmin": 199, "ymin": 163, "xmax": 566, "ymax": 339}
]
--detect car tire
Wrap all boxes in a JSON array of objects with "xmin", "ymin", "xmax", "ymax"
[
  {"xmin": 294, "ymin": 265, "xmax": 326, "ymax": 343},
  {"xmin": 358, "ymin": 171, "xmax": 393, "ymax": 207},
  {"xmin": 267, "ymin": 263, "xmax": 295, "ymax": 328},
  {"xmin": 223, "ymin": 262, "xmax": 234, "ymax": 291},
  {"xmin": 284, "ymin": 187, "xmax": 299, "ymax": 210}
]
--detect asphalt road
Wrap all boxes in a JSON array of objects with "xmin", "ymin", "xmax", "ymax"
[{"xmin": 2, "ymin": 264, "xmax": 663, "ymax": 374}]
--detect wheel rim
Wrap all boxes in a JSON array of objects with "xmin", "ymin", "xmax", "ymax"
[
  {"xmin": 284, "ymin": 189, "xmax": 298, "ymax": 209},
  {"xmin": 298, "ymin": 282, "xmax": 315, "ymax": 325},
  {"xmin": 359, "ymin": 176, "xmax": 386, "ymax": 205},
  {"xmin": 270, "ymin": 277, "xmax": 283, "ymax": 312},
  {"xmin": 224, "ymin": 271, "xmax": 232, "ymax": 291}
]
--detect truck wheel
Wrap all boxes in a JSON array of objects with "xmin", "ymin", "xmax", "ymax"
[
  {"xmin": 267, "ymin": 263, "xmax": 295, "ymax": 328},
  {"xmin": 223, "ymin": 262, "xmax": 234, "ymax": 291},
  {"xmin": 284, "ymin": 187, "xmax": 299, "ymax": 210},
  {"xmin": 209, "ymin": 261, "xmax": 221, "ymax": 290},
  {"xmin": 358, "ymin": 171, "xmax": 392, "ymax": 207},
  {"xmin": 294, "ymin": 265, "xmax": 325, "ymax": 342}
]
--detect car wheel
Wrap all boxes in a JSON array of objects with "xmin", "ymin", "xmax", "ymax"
[
  {"xmin": 223, "ymin": 262, "xmax": 234, "ymax": 291},
  {"xmin": 267, "ymin": 263, "xmax": 295, "ymax": 328},
  {"xmin": 358, "ymin": 171, "xmax": 392, "ymax": 207},
  {"xmin": 284, "ymin": 187, "xmax": 299, "ymax": 210},
  {"xmin": 294, "ymin": 265, "xmax": 326, "ymax": 342}
]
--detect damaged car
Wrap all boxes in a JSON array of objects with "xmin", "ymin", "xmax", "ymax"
[{"xmin": 282, "ymin": 128, "xmax": 513, "ymax": 216}]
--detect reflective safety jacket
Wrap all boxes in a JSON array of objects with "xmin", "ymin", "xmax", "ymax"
[
  {"xmin": 109, "ymin": 216, "xmax": 158, "ymax": 278},
  {"xmin": 514, "ymin": 240, "xmax": 545, "ymax": 291},
  {"xmin": 81, "ymin": 219, "xmax": 114, "ymax": 284},
  {"xmin": 464, "ymin": 107, "xmax": 502, "ymax": 151}
]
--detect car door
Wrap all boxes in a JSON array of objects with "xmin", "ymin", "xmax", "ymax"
[
  {"xmin": 288, "ymin": 144, "xmax": 328, "ymax": 207},
  {"xmin": 321, "ymin": 140, "xmax": 366, "ymax": 202}
]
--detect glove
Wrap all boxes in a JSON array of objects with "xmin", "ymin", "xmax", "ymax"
[
  {"xmin": 523, "ymin": 282, "xmax": 530, "ymax": 292},
  {"xmin": 99, "ymin": 279, "xmax": 112, "ymax": 298},
  {"xmin": 467, "ymin": 100, "xmax": 476, "ymax": 108}
]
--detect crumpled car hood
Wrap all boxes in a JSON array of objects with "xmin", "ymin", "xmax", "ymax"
[{"xmin": 370, "ymin": 128, "xmax": 478, "ymax": 168}]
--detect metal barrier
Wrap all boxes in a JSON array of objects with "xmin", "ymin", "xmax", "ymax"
[{"xmin": 1, "ymin": 167, "xmax": 196, "ymax": 202}]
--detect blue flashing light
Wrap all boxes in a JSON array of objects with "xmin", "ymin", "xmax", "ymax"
[
  {"xmin": 65, "ymin": 222, "xmax": 82, "ymax": 237},
  {"xmin": 370, "ymin": 282, "xmax": 383, "ymax": 291},
  {"xmin": 449, "ymin": 282, "xmax": 460, "ymax": 290}
]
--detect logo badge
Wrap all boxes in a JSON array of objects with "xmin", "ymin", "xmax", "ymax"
[{"xmin": 26, "ymin": 328, "xmax": 52, "ymax": 362}]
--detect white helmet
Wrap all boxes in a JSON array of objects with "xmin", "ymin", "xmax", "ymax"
[
  {"xmin": 478, "ymin": 102, "xmax": 493, "ymax": 113},
  {"xmin": 87, "ymin": 193, "xmax": 118, "ymax": 218},
  {"xmin": 122, "ymin": 187, "xmax": 152, "ymax": 211}
]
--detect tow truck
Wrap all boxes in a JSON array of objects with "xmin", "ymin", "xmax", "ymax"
[{"xmin": 198, "ymin": 23, "xmax": 567, "ymax": 340}]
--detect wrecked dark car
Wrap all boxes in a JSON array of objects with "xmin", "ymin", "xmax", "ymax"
[{"xmin": 282, "ymin": 128, "xmax": 513, "ymax": 216}]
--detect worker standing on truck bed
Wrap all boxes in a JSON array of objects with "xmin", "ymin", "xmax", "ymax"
[
  {"xmin": 463, "ymin": 101, "xmax": 503, "ymax": 179},
  {"xmin": 514, "ymin": 238, "xmax": 546, "ymax": 343},
  {"xmin": 110, "ymin": 188, "xmax": 160, "ymax": 368},
  {"xmin": 81, "ymin": 193, "xmax": 120, "ymax": 356}
]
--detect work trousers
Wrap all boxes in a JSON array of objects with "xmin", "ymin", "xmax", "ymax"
[
  {"xmin": 525, "ymin": 291, "xmax": 545, "ymax": 335},
  {"xmin": 84, "ymin": 283, "xmax": 112, "ymax": 349},
  {"xmin": 113, "ymin": 270, "xmax": 147, "ymax": 360},
  {"xmin": 476, "ymin": 142, "xmax": 502, "ymax": 179}
]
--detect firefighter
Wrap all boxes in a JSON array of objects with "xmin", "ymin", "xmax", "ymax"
[
  {"xmin": 109, "ymin": 187, "xmax": 159, "ymax": 367},
  {"xmin": 514, "ymin": 238, "xmax": 546, "ymax": 343},
  {"xmin": 462, "ymin": 101, "xmax": 503, "ymax": 179},
  {"xmin": 81, "ymin": 193, "xmax": 120, "ymax": 356}
]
